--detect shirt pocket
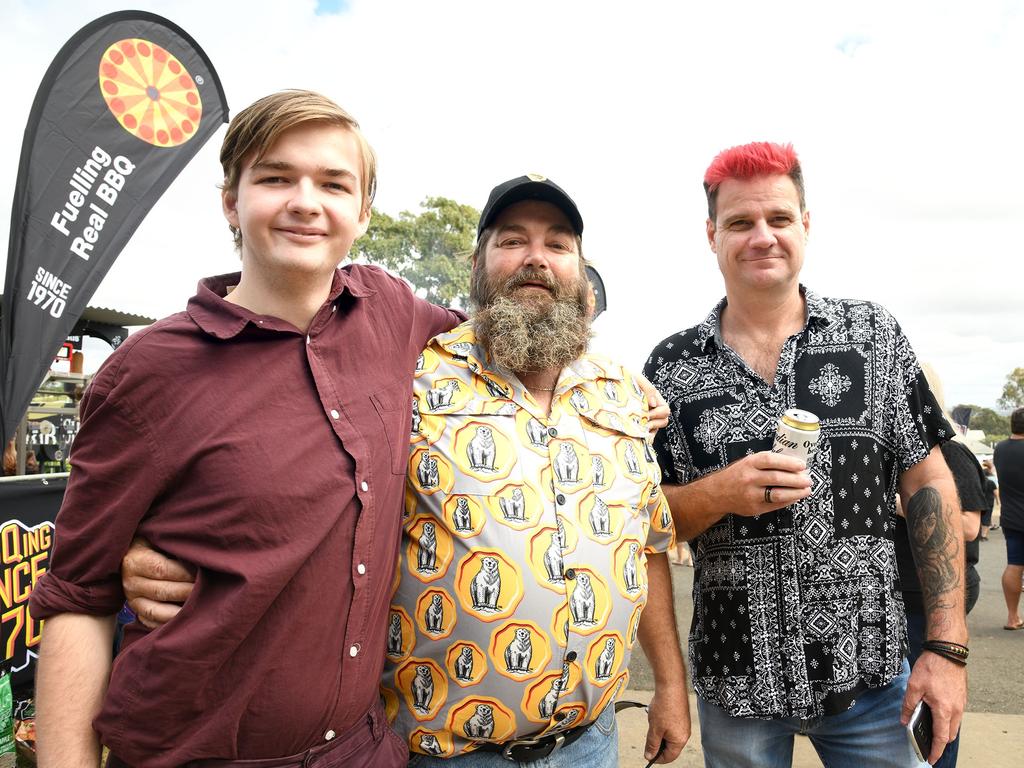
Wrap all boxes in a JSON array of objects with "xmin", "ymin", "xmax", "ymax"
[
  {"xmin": 576, "ymin": 406, "xmax": 658, "ymax": 488},
  {"xmin": 437, "ymin": 403, "xmax": 525, "ymax": 497},
  {"xmin": 371, "ymin": 380, "xmax": 416, "ymax": 475}
]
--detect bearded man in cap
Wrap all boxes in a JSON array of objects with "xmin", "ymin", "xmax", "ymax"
[{"xmin": 384, "ymin": 174, "xmax": 688, "ymax": 766}]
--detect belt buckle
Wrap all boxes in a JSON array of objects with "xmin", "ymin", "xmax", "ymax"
[{"xmin": 500, "ymin": 732, "xmax": 565, "ymax": 761}]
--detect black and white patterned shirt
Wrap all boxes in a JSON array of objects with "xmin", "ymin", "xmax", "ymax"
[{"xmin": 644, "ymin": 287, "xmax": 951, "ymax": 719}]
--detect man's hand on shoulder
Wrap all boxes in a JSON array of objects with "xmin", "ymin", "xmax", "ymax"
[
  {"xmin": 122, "ymin": 537, "xmax": 195, "ymax": 628},
  {"xmin": 635, "ymin": 372, "xmax": 669, "ymax": 436}
]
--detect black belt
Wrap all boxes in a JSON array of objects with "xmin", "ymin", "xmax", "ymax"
[{"xmin": 474, "ymin": 700, "xmax": 646, "ymax": 762}]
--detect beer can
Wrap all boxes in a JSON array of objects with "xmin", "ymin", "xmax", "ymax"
[{"xmin": 772, "ymin": 408, "xmax": 820, "ymax": 464}]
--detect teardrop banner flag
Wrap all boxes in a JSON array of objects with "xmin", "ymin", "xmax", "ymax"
[{"xmin": 0, "ymin": 11, "xmax": 228, "ymax": 446}]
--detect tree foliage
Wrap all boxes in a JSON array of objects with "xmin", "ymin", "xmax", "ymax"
[
  {"xmin": 998, "ymin": 367, "xmax": 1024, "ymax": 411},
  {"xmin": 953, "ymin": 403, "xmax": 1008, "ymax": 443},
  {"xmin": 352, "ymin": 196, "xmax": 479, "ymax": 308}
]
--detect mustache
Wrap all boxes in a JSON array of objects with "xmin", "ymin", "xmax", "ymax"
[{"xmin": 501, "ymin": 268, "xmax": 558, "ymax": 294}]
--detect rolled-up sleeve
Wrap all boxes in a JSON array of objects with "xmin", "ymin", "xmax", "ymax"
[
  {"xmin": 643, "ymin": 481, "xmax": 676, "ymax": 554},
  {"xmin": 30, "ymin": 364, "xmax": 169, "ymax": 619}
]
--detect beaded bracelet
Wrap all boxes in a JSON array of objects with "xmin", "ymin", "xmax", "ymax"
[{"xmin": 921, "ymin": 640, "xmax": 969, "ymax": 665}]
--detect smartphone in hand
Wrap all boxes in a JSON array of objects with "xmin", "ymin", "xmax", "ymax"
[{"xmin": 907, "ymin": 700, "xmax": 933, "ymax": 763}]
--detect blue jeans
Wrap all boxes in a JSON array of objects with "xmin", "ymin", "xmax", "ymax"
[
  {"xmin": 697, "ymin": 660, "xmax": 927, "ymax": 768},
  {"xmin": 406, "ymin": 702, "xmax": 618, "ymax": 767}
]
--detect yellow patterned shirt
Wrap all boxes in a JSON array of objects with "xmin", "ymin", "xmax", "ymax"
[{"xmin": 381, "ymin": 322, "xmax": 674, "ymax": 757}]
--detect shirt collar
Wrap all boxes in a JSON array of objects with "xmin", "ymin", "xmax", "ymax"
[
  {"xmin": 563, "ymin": 354, "xmax": 624, "ymax": 384},
  {"xmin": 697, "ymin": 285, "xmax": 841, "ymax": 351},
  {"xmin": 186, "ymin": 267, "xmax": 375, "ymax": 339},
  {"xmin": 432, "ymin": 321, "xmax": 485, "ymax": 366}
]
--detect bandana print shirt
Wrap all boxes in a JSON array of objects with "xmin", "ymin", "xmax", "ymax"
[{"xmin": 644, "ymin": 288, "xmax": 950, "ymax": 719}]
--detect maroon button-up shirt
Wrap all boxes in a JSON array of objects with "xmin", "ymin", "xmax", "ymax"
[{"xmin": 30, "ymin": 265, "xmax": 463, "ymax": 766}]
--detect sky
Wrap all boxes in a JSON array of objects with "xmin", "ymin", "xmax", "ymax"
[{"xmin": 1, "ymin": 0, "xmax": 1021, "ymax": 411}]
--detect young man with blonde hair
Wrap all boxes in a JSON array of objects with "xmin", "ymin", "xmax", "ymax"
[{"xmin": 31, "ymin": 90, "xmax": 462, "ymax": 768}]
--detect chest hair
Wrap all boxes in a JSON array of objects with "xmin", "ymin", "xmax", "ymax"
[{"xmin": 724, "ymin": 331, "xmax": 788, "ymax": 384}]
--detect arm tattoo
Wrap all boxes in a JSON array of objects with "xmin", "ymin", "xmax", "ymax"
[{"xmin": 906, "ymin": 486, "xmax": 961, "ymax": 625}]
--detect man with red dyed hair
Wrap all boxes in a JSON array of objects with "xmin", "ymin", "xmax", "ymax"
[{"xmin": 644, "ymin": 142, "xmax": 966, "ymax": 767}]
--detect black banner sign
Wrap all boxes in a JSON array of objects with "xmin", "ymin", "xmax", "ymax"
[
  {"xmin": 0, "ymin": 476, "xmax": 66, "ymax": 689},
  {"xmin": 0, "ymin": 11, "xmax": 229, "ymax": 446}
]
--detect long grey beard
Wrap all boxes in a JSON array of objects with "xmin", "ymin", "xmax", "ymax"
[{"xmin": 473, "ymin": 290, "xmax": 591, "ymax": 374}]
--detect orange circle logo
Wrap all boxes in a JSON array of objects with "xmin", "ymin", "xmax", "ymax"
[
  {"xmin": 583, "ymin": 632, "xmax": 626, "ymax": 686},
  {"xmin": 406, "ymin": 515, "xmax": 455, "ymax": 583},
  {"xmin": 395, "ymin": 657, "xmax": 449, "ymax": 722},
  {"xmin": 445, "ymin": 641, "xmax": 488, "ymax": 688},
  {"xmin": 447, "ymin": 697, "xmax": 517, "ymax": 743},
  {"xmin": 453, "ymin": 549, "xmax": 524, "ymax": 621},
  {"xmin": 99, "ymin": 38, "xmax": 202, "ymax": 147}
]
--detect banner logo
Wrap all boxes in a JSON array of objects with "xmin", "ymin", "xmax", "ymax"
[
  {"xmin": 2, "ymin": 9, "xmax": 228, "ymax": 458},
  {"xmin": 1, "ymin": 520, "xmax": 52, "ymax": 673},
  {"xmin": 99, "ymin": 38, "xmax": 202, "ymax": 147}
]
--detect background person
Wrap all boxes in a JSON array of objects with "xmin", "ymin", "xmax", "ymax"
[
  {"xmin": 981, "ymin": 459, "xmax": 998, "ymax": 539},
  {"xmin": 993, "ymin": 408, "xmax": 1024, "ymax": 631}
]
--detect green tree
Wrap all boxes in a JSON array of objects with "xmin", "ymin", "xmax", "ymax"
[
  {"xmin": 998, "ymin": 367, "xmax": 1024, "ymax": 410},
  {"xmin": 953, "ymin": 403, "xmax": 1008, "ymax": 443},
  {"xmin": 352, "ymin": 196, "xmax": 479, "ymax": 308}
]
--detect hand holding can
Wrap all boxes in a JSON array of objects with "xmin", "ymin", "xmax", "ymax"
[{"xmin": 772, "ymin": 409, "xmax": 820, "ymax": 465}]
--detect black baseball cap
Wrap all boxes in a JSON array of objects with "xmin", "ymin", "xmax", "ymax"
[{"xmin": 477, "ymin": 174, "xmax": 584, "ymax": 239}]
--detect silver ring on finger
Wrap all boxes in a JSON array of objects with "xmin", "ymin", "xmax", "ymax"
[{"xmin": 764, "ymin": 486, "xmax": 774, "ymax": 504}]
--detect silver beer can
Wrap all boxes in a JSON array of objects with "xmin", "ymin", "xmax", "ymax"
[{"xmin": 772, "ymin": 408, "xmax": 820, "ymax": 464}]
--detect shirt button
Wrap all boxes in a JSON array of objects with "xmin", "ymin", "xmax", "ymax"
[
  {"xmin": 556, "ymin": 493, "xmax": 566, "ymax": 505},
  {"xmin": 565, "ymin": 651, "xmax": 577, "ymax": 662},
  {"xmin": 324, "ymin": 730, "xmax": 336, "ymax": 741},
  {"xmin": 306, "ymin": 335, "xmax": 311, "ymax": 345},
  {"xmin": 360, "ymin": 481, "xmax": 369, "ymax": 492},
  {"xmin": 331, "ymin": 305, "xmax": 337, "ymax": 313},
  {"xmin": 330, "ymin": 409, "xmax": 340, "ymax": 420},
  {"xmin": 349, "ymin": 644, "xmax": 360, "ymax": 657},
  {"xmin": 548, "ymin": 427, "xmax": 558, "ymax": 437},
  {"xmin": 564, "ymin": 568, "xmax": 576, "ymax": 580},
  {"xmin": 356, "ymin": 563, "xmax": 366, "ymax": 575}
]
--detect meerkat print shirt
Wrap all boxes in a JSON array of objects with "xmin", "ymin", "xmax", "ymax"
[{"xmin": 382, "ymin": 322, "xmax": 674, "ymax": 757}]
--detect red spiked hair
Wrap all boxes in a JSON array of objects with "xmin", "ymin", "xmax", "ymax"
[{"xmin": 703, "ymin": 142, "xmax": 805, "ymax": 220}]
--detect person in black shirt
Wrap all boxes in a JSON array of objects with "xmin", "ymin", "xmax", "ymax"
[
  {"xmin": 980, "ymin": 459, "xmax": 997, "ymax": 540},
  {"xmin": 993, "ymin": 407, "xmax": 1024, "ymax": 631}
]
